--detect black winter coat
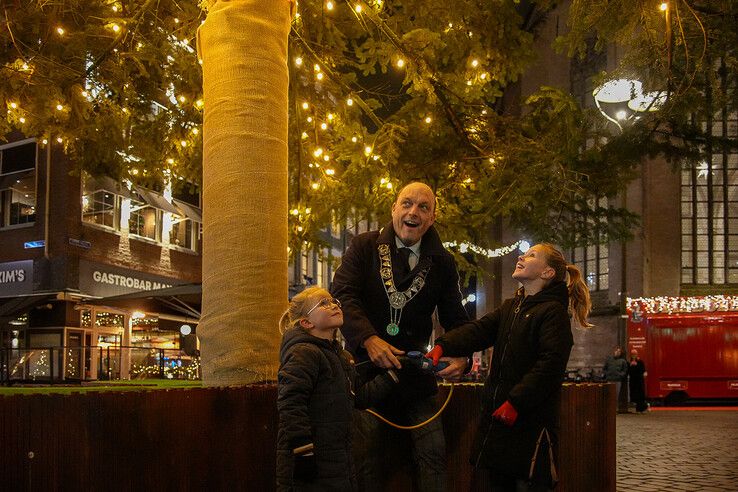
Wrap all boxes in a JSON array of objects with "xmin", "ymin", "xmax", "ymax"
[
  {"xmin": 435, "ymin": 281, "xmax": 574, "ymax": 484},
  {"xmin": 276, "ymin": 327, "xmax": 396, "ymax": 492},
  {"xmin": 331, "ymin": 223, "xmax": 469, "ymax": 398}
]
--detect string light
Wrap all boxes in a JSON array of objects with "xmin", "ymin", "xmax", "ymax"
[
  {"xmin": 424, "ymin": 116, "xmax": 432, "ymax": 124},
  {"xmin": 443, "ymin": 240, "xmax": 524, "ymax": 258},
  {"xmin": 355, "ymin": 4, "xmax": 363, "ymax": 13},
  {"xmin": 627, "ymin": 295, "xmax": 738, "ymax": 315},
  {"xmin": 326, "ymin": 1, "xmax": 334, "ymax": 10},
  {"xmin": 311, "ymin": 182, "xmax": 320, "ymax": 189},
  {"xmin": 56, "ymin": 104, "xmax": 64, "ymax": 111},
  {"xmin": 396, "ymin": 58, "xmax": 405, "ymax": 68},
  {"xmin": 56, "ymin": 26, "xmax": 65, "ymax": 35},
  {"xmin": 9, "ymin": 102, "xmax": 18, "ymax": 109},
  {"xmin": 302, "ymin": 101, "xmax": 309, "ymax": 109},
  {"xmin": 347, "ymin": 98, "xmax": 354, "ymax": 106},
  {"xmin": 471, "ymin": 59, "xmax": 479, "ymax": 67},
  {"xmin": 321, "ymin": 122, "xmax": 328, "ymax": 130},
  {"xmin": 659, "ymin": 2, "xmax": 668, "ymax": 11},
  {"xmin": 316, "ymin": 73, "xmax": 324, "ymax": 80},
  {"xmin": 295, "ymin": 57, "xmax": 303, "ymax": 66}
]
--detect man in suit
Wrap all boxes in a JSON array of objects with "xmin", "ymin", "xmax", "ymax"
[{"xmin": 331, "ymin": 181, "xmax": 469, "ymax": 492}]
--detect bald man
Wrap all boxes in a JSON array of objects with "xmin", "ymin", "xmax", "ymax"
[{"xmin": 331, "ymin": 182, "xmax": 469, "ymax": 492}]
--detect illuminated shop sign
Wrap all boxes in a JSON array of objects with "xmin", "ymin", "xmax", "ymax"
[
  {"xmin": 0, "ymin": 260, "xmax": 33, "ymax": 296},
  {"xmin": 79, "ymin": 260, "xmax": 180, "ymax": 298}
]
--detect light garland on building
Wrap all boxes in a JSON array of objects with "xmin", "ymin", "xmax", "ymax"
[
  {"xmin": 627, "ymin": 295, "xmax": 738, "ymax": 315},
  {"xmin": 443, "ymin": 240, "xmax": 525, "ymax": 258}
]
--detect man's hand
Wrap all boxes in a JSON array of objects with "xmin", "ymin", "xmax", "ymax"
[
  {"xmin": 492, "ymin": 401, "xmax": 518, "ymax": 427},
  {"xmin": 435, "ymin": 356, "xmax": 468, "ymax": 381},
  {"xmin": 363, "ymin": 335, "xmax": 405, "ymax": 369}
]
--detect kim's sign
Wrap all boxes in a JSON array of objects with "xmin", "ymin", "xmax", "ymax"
[
  {"xmin": 79, "ymin": 260, "xmax": 180, "ymax": 298},
  {"xmin": 0, "ymin": 260, "xmax": 33, "ymax": 297}
]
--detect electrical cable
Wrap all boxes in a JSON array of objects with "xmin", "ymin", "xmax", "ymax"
[{"xmin": 364, "ymin": 384, "xmax": 455, "ymax": 430}]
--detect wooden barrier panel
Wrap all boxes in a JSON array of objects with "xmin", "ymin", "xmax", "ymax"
[{"xmin": 0, "ymin": 383, "xmax": 614, "ymax": 491}]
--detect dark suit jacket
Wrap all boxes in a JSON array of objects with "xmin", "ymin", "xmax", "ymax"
[{"xmin": 330, "ymin": 222, "xmax": 469, "ymax": 398}]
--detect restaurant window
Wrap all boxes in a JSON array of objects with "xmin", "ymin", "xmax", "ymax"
[
  {"xmin": 171, "ymin": 218, "xmax": 195, "ymax": 250},
  {"xmin": 129, "ymin": 194, "xmax": 161, "ymax": 241},
  {"xmin": 0, "ymin": 140, "xmax": 37, "ymax": 228},
  {"xmin": 83, "ymin": 190, "xmax": 118, "ymax": 228},
  {"xmin": 170, "ymin": 197, "xmax": 202, "ymax": 252}
]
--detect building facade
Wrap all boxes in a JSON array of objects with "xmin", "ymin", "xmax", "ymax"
[{"xmin": 0, "ymin": 136, "xmax": 202, "ymax": 382}]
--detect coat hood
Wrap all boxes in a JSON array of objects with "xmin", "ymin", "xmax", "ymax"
[{"xmin": 279, "ymin": 326, "xmax": 336, "ymax": 361}]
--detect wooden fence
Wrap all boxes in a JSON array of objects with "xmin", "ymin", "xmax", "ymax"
[{"xmin": 0, "ymin": 383, "xmax": 614, "ymax": 491}]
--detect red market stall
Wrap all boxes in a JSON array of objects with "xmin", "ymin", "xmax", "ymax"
[{"xmin": 627, "ymin": 296, "xmax": 738, "ymax": 403}]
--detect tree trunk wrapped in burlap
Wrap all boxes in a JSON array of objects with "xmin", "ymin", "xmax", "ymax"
[{"xmin": 197, "ymin": 0, "xmax": 293, "ymax": 385}]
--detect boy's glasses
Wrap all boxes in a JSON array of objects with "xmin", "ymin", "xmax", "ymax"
[{"xmin": 306, "ymin": 297, "xmax": 342, "ymax": 316}]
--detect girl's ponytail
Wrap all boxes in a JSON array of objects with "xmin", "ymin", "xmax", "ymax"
[
  {"xmin": 538, "ymin": 243, "xmax": 594, "ymax": 328},
  {"xmin": 566, "ymin": 264, "xmax": 593, "ymax": 328}
]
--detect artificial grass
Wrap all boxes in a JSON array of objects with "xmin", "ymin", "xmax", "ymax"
[{"xmin": 0, "ymin": 379, "xmax": 203, "ymax": 395}]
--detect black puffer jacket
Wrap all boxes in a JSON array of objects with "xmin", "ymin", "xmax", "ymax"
[
  {"xmin": 276, "ymin": 327, "xmax": 397, "ymax": 491},
  {"xmin": 435, "ymin": 281, "xmax": 573, "ymax": 484}
]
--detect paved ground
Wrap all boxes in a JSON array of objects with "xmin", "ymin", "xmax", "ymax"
[{"xmin": 617, "ymin": 408, "xmax": 738, "ymax": 491}]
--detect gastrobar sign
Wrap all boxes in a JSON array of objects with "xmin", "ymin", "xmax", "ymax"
[
  {"xmin": 79, "ymin": 260, "xmax": 179, "ymax": 298},
  {"xmin": 0, "ymin": 260, "xmax": 33, "ymax": 296}
]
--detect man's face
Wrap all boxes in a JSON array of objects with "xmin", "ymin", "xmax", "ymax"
[{"xmin": 391, "ymin": 183, "xmax": 436, "ymax": 246}]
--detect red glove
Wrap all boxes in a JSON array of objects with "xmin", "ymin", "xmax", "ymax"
[
  {"xmin": 492, "ymin": 401, "xmax": 518, "ymax": 427},
  {"xmin": 425, "ymin": 345, "xmax": 443, "ymax": 366}
]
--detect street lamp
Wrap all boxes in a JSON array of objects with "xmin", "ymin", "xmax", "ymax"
[{"xmin": 592, "ymin": 78, "xmax": 666, "ymax": 131}]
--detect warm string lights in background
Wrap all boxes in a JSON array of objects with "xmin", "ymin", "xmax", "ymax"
[
  {"xmin": 287, "ymin": 0, "xmax": 504, "ymax": 254},
  {"xmin": 2, "ymin": 4, "xmax": 204, "ymax": 185},
  {"xmin": 627, "ymin": 295, "xmax": 738, "ymax": 315}
]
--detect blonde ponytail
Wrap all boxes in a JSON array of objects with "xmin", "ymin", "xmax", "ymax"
[
  {"xmin": 565, "ymin": 264, "xmax": 593, "ymax": 328},
  {"xmin": 538, "ymin": 243, "xmax": 593, "ymax": 328}
]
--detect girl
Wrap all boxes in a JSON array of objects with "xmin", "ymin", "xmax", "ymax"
[
  {"xmin": 427, "ymin": 243, "xmax": 591, "ymax": 491},
  {"xmin": 276, "ymin": 286, "xmax": 399, "ymax": 491}
]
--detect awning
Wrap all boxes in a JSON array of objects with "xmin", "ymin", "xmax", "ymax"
[
  {"xmin": 87, "ymin": 175, "xmax": 137, "ymax": 200},
  {"xmin": 83, "ymin": 283, "xmax": 201, "ymax": 320},
  {"xmin": 0, "ymin": 170, "xmax": 33, "ymax": 191},
  {"xmin": 0, "ymin": 293, "xmax": 58, "ymax": 324},
  {"xmin": 173, "ymin": 199, "xmax": 202, "ymax": 223},
  {"xmin": 132, "ymin": 185, "xmax": 182, "ymax": 216}
]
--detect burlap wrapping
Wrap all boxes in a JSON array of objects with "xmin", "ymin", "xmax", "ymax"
[{"xmin": 197, "ymin": 1, "xmax": 292, "ymax": 385}]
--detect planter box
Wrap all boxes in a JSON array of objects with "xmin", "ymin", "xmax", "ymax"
[{"xmin": 0, "ymin": 383, "xmax": 614, "ymax": 491}]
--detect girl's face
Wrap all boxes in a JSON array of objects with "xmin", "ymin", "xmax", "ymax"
[
  {"xmin": 512, "ymin": 245, "xmax": 554, "ymax": 283},
  {"xmin": 302, "ymin": 294, "xmax": 343, "ymax": 339}
]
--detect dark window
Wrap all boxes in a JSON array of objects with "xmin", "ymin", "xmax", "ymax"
[{"xmin": 0, "ymin": 141, "xmax": 36, "ymax": 174}]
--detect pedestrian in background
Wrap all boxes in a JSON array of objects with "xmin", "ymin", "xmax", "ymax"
[
  {"xmin": 603, "ymin": 346, "xmax": 628, "ymax": 413},
  {"xmin": 628, "ymin": 349, "xmax": 648, "ymax": 413},
  {"xmin": 276, "ymin": 287, "xmax": 400, "ymax": 491},
  {"xmin": 427, "ymin": 243, "xmax": 592, "ymax": 491}
]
